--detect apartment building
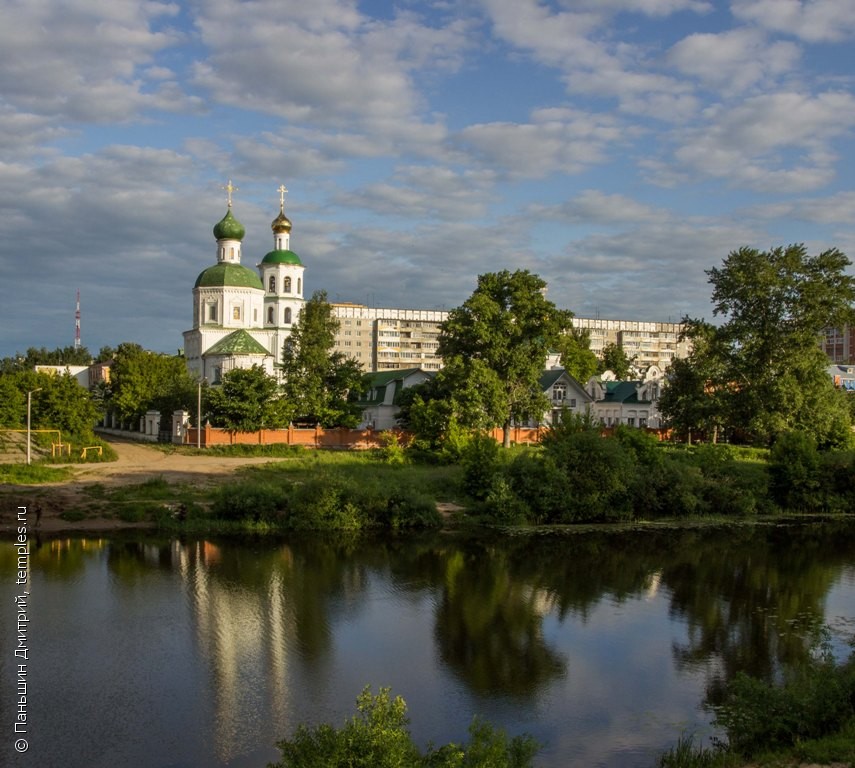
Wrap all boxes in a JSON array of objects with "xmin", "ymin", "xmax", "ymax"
[
  {"xmin": 821, "ymin": 325, "xmax": 855, "ymax": 364},
  {"xmin": 332, "ymin": 305, "xmax": 688, "ymax": 373},
  {"xmin": 332, "ymin": 304, "xmax": 445, "ymax": 371}
]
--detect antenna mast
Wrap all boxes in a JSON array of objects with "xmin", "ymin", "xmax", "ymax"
[{"xmin": 75, "ymin": 290, "xmax": 81, "ymax": 350}]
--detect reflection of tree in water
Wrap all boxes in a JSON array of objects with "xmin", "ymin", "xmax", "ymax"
[
  {"xmin": 434, "ymin": 542, "xmax": 566, "ymax": 696},
  {"xmin": 390, "ymin": 531, "xmax": 663, "ymax": 698},
  {"xmin": 663, "ymin": 523, "xmax": 855, "ymax": 706}
]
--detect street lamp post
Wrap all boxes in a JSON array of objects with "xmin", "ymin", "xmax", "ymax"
[
  {"xmin": 197, "ymin": 381, "xmax": 202, "ymax": 449},
  {"xmin": 27, "ymin": 388, "xmax": 42, "ymax": 465}
]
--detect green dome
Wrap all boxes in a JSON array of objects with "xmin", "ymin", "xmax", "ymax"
[
  {"xmin": 260, "ymin": 249, "xmax": 303, "ymax": 266},
  {"xmin": 213, "ymin": 209, "xmax": 246, "ymax": 241},
  {"xmin": 194, "ymin": 263, "xmax": 263, "ymax": 290}
]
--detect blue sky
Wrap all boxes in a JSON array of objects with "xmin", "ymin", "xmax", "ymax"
[{"xmin": 1, "ymin": 0, "xmax": 853, "ymax": 357}]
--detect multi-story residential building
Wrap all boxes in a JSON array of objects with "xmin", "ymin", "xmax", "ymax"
[
  {"xmin": 331, "ymin": 309, "xmax": 689, "ymax": 373},
  {"xmin": 572, "ymin": 318, "xmax": 690, "ymax": 373},
  {"xmin": 821, "ymin": 325, "xmax": 855, "ymax": 364},
  {"xmin": 331, "ymin": 304, "xmax": 445, "ymax": 371}
]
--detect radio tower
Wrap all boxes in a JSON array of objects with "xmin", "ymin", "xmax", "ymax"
[{"xmin": 74, "ymin": 290, "xmax": 81, "ymax": 350}]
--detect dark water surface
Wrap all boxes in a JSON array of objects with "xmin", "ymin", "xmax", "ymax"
[{"xmin": 2, "ymin": 522, "xmax": 855, "ymax": 768}]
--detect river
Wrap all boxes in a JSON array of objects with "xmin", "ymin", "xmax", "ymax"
[{"xmin": 2, "ymin": 522, "xmax": 855, "ymax": 768}]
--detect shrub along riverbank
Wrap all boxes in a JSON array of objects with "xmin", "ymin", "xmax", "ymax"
[
  {"xmin": 11, "ymin": 423, "xmax": 855, "ymax": 530},
  {"xmin": 658, "ymin": 638, "xmax": 855, "ymax": 767}
]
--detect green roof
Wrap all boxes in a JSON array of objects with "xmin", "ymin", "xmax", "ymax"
[
  {"xmin": 601, "ymin": 381, "xmax": 646, "ymax": 404},
  {"xmin": 194, "ymin": 263, "xmax": 264, "ymax": 290},
  {"xmin": 204, "ymin": 330, "xmax": 270, "ymax": 357},
  {"xmin": 539, "ymin": 369, "xmax": 568, "ymax": 390},
  {"xmin": 260, "ymin": 249, "xmax": 303, "ymax": 266},
  {"xmin": 356, "ymin": 368, "xmax": 430, "ymax": 406},
  {"xmin": 213, "ymin": 209, "xmax": 246, "ymax": 241}
]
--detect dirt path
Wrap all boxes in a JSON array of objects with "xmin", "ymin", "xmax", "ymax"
[{"xmin": 1, "ymin": 437, "xmax": 287, "ymax": 533}]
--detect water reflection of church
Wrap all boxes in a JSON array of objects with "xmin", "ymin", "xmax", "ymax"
[{"xmin": 176, "ymin": 539, "xmax": 295, "ymax": 764}]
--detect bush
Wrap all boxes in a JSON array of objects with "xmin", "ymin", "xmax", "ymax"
[
  {"xmin": 502, "ymin": 450, "xmax": 567, "ymax": 524},
  {"xmin": 768, "ymin": 431, "xmax": 821, "ymax": 511},
  {"xmin": 268, "ymin": 686, "xmax": 539, "ymax": 768},
  {"xmin": 212, "ymin": 481, "xmax": 289, "ymax": 522},
  {"xmin": 819, "ymin": 449, "xmax": 855, "ymax": 513},
  {"xmin": 383, "ymin": 489, "xmax": 441, "ymax": 529},
  {"xmin": 460, "ymin": 433, "xmax": 502, "ymax": 501},
  {"xmin": 288, "ymin": 477, "xmax": 363, "ymax": 531},
  {"xmin": 632, "ymin": 460, "xmax": 705, "ymax": 518},
  {"xmin": 714, "ymin": 653, "xmax": 855, "ymax": 756},
  {"xmin": 376, "ymin": 431, "xmax": 408, "ymax": 465},
  {"xmin": 544, "ymin": 429, "xmax": 635, "ymax": 522}
]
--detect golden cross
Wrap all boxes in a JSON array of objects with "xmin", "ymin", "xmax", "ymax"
[
  {"xmin": 278, "ymin": 183, "xmax": 288, "ymax": 210},
  {"xmin": 222, "ymin": 179, "xmax": 238, "ymax": 208}
]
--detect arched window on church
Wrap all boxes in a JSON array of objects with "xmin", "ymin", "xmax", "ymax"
[
  {"xmin": 267, "ymin": 307, "xmax": 274, "ymax": 324},
  {"xmin": 233, "ymin": 306, "xmax": 241, "ymax": 321},
  {"xmin": 284, "ymin": 276, "xmax": 292, "ymax": 293},
  {"xmin": 269, "ymin": 276, "xmax": 275, "ymax": 293},
  {"xmin": 297, "ymin": 278, "xmax": 302, "ymax": 294},
  {"xmin": 284, "ymin": 307, "xmax": 292, "ymax": 324}
]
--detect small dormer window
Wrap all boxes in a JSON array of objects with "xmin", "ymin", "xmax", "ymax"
[{"xmin": 269, "ymin": 276, "xmax": 276, "ymax": 293}]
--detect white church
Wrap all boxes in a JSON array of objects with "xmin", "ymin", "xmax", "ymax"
[{"xmin": 183, "ymin": 184, "xmax": 305, "ymax": 382}]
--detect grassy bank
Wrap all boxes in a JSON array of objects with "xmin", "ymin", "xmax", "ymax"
[
  {"xmin": 7, "ymin": 428, "xmax": 855, "ymax": 532},
  {"xmin": 659, "ymin": 641, "xmax": 855, "ymax": 767},
  {"xmin": 0, "ymin": 463, "xmax": 74, "ymax": 484}
]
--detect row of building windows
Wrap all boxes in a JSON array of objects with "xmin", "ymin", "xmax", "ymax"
[
  {"xmin": 267, "ymin": 276, "xmax": 302, "ymax": 294},
  {"xmin": 267, "ymin": 307, "xmax": 293, "ymax": 325}
]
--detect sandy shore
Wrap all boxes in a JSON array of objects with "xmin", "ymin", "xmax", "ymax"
[{"xmin": 0, "ymin": 437, "xmax": 285, "ymax": 533}]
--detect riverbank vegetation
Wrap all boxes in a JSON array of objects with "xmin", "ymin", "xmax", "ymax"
[
  {"xmin": 15, "ymin": 424, "xmax": 851, "ymax": 532},
  {"xmin": 267, "ymin": 686, "xmax": 539, "ymax": 768},
  {"xmin": 659, "ymin": 641, "xmax": 855, "ymax": 767}
]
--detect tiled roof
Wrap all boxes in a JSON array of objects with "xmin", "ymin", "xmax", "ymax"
[{"xmin": 204, "ymin": 330, "xmax": 270, "ymax": 357}]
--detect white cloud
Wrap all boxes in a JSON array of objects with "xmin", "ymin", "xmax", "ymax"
[
  {"xmin": 732, "ymin": 0, "xmax": 855, "ymax": 43},
  {"xmin": 0, "ymin": 0, "xmax": 184, "ymax": 122},
  {"xmin": 456, "ymin": 108, "xmax": 623, "ymax": 177},
  {"xmin": 190, "ymin": 0, "xmax": 470, "ymax": 139},
  {"xmin": 673, "ymin": 91, "xmax": 855, "ymax": 190},
  {"xmin": 526, "ymin": 190, "xmax": 666, "ymax": 225},
  {"xmin": 745, "ymin": 191, "xmax": 855, "ymax": 223},
  {"xmin": 331, "ymin": 165, "xmax": 495, "ymax": 221},
  {"xmin": 668, "ymin": 28, "xmax": 801, "ymax": 93},
  {"xmin": 482, "ymin": 0, "xmax": 698, "ymax": 121},
  {"xmin": 577, "ymin": 0, "xmax": 713, "ymax": 14}
]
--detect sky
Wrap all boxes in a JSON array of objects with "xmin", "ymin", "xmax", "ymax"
[{"xmin": 1, "ymin": 0, "xmax": 854, "ymax": 358}]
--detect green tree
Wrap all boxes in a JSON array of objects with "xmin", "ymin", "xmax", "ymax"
[
  {"xmin": 206, "ymin": 365, "xmax": 284, "ymax": 432},
  {"xmin": 0, "ymin": 374, "xmax": 26, "ymax": 427},
  {"xmin": 659, "ymin": 319, "xmax": 728, "ymax": 443},
  {"xmin": 597, "ymin": 342, "xmax": 636, "ymax": 379},
  {"xmin": 438, "ymin": 270, "xmax": 573, "ymax": 447},
  {"xmin": 705, "ymin": 244, "xmax": 855, "ymax": 445},
  {"xmin": 108, "ymin": 343, "xmax": 197, "ymax": 427},
  {"xmin": 2, "ymin": 370, "xmax": 99, "ymax": 437},
  {"xmin": 279, "ymin": 291, "xmax": 363, "ymax": 427},
  {"xmin": 1, "ymin": 345, "xmax": 93, "ymax": 374},
  {"xmin": 268, "ymin": 686, "xmax": 539, "ymax": 768},
  {"xmin": 555, "ymin": 326, "xmax": 598, "ymax": 382}
]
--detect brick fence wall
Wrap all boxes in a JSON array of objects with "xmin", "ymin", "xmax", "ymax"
[{"xmin": 184, "ymin": 424, "xmax": 548, "ymax": 449}]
